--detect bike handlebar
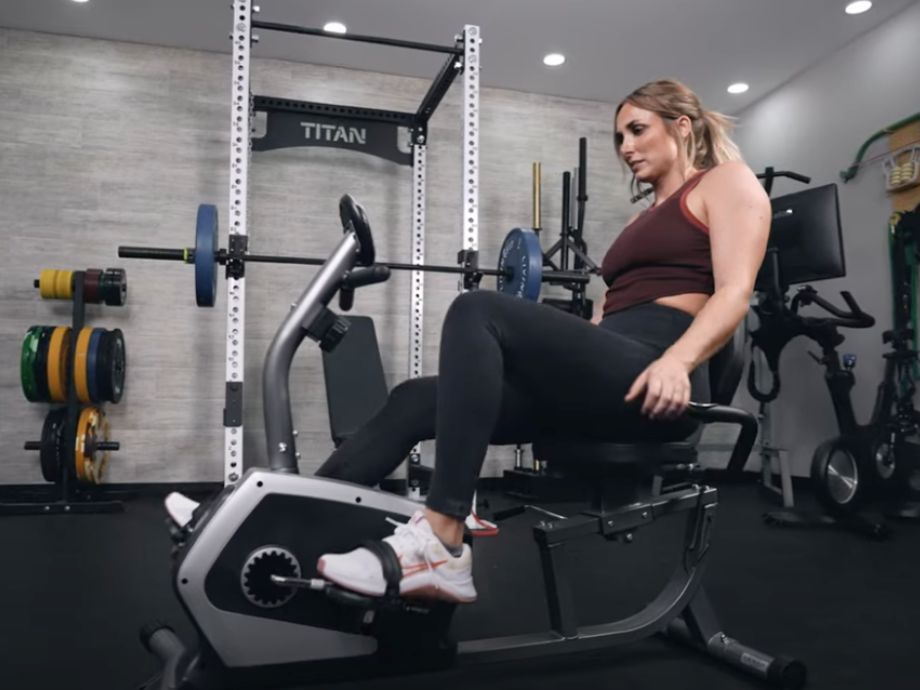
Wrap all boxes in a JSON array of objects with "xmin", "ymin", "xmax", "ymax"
[
  {"xmin": 774, "ymin": 170, "xmax": 811, "ymax": 184},
  {"xmin": 790, "ymin": 286, "xmax": 875, "ymax": 330},
  {"xmin": 755, "ymin": 168, "xmax": 811, "ymax": 194}
]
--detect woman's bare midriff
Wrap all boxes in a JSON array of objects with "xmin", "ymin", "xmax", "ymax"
[{"xmin": 654, "ymin": 292, "xmax": 709, "ymax": 317}]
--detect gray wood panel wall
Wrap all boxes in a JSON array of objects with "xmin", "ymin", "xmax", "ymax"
[{"xmin": 0, "ymin": 28, "xmax": 733, "ymax": 485}]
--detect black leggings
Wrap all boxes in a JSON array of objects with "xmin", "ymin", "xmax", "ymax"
[{"xmin": 316, "ymin": 291, "xmax": 710, "ymax": 519}]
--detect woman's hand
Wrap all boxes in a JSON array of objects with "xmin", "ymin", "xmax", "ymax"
[{"xmin": 624, "ymin": 353, "xmax": 693, "ymax": 420}]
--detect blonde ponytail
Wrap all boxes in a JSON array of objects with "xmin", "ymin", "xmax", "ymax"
[{"xmin": 697, "ymin": 109, "xmax": 742, "ymax": 168}]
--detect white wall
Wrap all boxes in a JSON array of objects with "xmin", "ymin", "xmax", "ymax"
[
  {"xmin": 732, "ymin": 1, "xmax": 920, "ymax": 476},
  {"xmin": 0, "ymin": 29, "xmax": 632, "ymax": 484}
]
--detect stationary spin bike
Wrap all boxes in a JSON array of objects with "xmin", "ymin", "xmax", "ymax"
[
  {"xmin": 139, "ymin": 196, "xmax": 805, "ymax": 689},
  {"xmin": 749, "ymin": 186, "xmax": 920, "ymax": 538}
]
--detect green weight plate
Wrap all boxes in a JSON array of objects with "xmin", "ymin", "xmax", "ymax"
[
  {"xmin": 99, "ymin": 270, "xmax": 111, "ymax": 306},
  {"xmin": 21, "ymin": 327, "xmax": 43, "ymax": 402}
]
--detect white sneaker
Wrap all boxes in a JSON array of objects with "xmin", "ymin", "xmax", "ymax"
[
  {"xmin": 165, "ymin": 492, "xmax": 200, "ymax": 529},
  {"xmin": 317, "ymin": 511, "xmax": 477, "ymax": 603},
  {"xmin": 465, "ymin": 490, "xmax": 499, "ymax": 537},
  {"xmin": 465, "ymin": 511, "xmax": 499, "ymax": 537}
]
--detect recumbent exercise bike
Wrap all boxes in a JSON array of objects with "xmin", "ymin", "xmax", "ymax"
[{"xmin": 138, "ymin": 195, "xmax": 805, "ymax": 689}]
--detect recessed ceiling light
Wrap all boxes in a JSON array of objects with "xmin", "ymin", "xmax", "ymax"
[
  {"xmin": 543, "ymin": 53, "xmax": 566, "ymax": 67},
  {"xmin": 323, "ymin": 21, "xmax": 347, "ymax": 34},
  {"xmin": 72, "ymin": 0, "xmax": 90, "ymax": 4},
  {"xmin": 727, "ymin": 82, "xmax": 750, "ymax": 94},
  {"xmin": 845, "ymin": 1, "xmax": 872, "ymax": 14}
]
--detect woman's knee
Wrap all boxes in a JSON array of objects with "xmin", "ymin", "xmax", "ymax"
[
  {"xmin": 388, "ymin": 377, "xmax": 437, "ymax": 415},
  {"xmin": 444, "ymin": 290, "xmax": 505, "ymax": 327}
]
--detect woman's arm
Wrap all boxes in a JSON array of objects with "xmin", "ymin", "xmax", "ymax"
[
  {"xmin": 664, "ymin": 161, "xmax": 771, "ymax": 370},
  {"xmin": 590, "ymin": 296, "xmax": 605, "ymax": 325}
]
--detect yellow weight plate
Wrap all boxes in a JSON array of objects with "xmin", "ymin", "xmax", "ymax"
[
  {"xmin": 39, "ymin": 270, "xmax": 58, "ymax": 299},
  {"xmin": 74, "ymin": 327, "xmax": 94, "ymax": 403},
  {"xmin": 56, "ymin": 270, "xmax": 74, "ymax": 299},
  {"xmin": 75, "ymin": 407, "xmax": 106, "ymax": 485},
  {"xmin": 38, "ymin": 269, "xmax": 75, "ymax": 300},
  {"xmin": 75, "ymin": 407, "xmax": 91, "ymax": 482},
  {"xmin": 51, "ymin": 270, "xmax": 62, "ymax": 299},
  {"xmin": 91, "ymin": 413, "xmax": 111, "ymax": 484},
  {"xmin": 46, "ymin": 327, "xmax": 72, "ymax": 403}
]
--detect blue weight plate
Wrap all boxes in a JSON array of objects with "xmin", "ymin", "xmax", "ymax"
[
  {"xmin": 496, "ymin": 228, "xmax": 543, "ymax": 300},
  {"xmin": 195, "ymin": 204, "xmax": 219, "ymax": 307},
  {"xmin": 87, "ymin": 328, "xmax": 104, "ymax": 403}
]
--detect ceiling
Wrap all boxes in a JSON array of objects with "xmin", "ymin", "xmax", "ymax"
[{"xmin": 0, "ymin": 0, "xmax": 916, "ymax": 113}]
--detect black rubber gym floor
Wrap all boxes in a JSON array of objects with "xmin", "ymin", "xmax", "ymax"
[{"xmin": 0, "ymin": 482, "xmax": 917, "ymax": 690}]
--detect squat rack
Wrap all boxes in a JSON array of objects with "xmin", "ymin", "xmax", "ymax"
[{"xmin": 224, "ymin": 2, "xmax": 480, "ymax": 484}]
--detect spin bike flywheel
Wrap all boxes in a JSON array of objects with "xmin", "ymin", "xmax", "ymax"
[{"xmin": 810, "ymin": 436, "xmax": 872, "ymax": 514}]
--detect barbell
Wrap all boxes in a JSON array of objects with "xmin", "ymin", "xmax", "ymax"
[{"xmin": 118, "ymin": 204, "xmax": 594, "ymax": 307}]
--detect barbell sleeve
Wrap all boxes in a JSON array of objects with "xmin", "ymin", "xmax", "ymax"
[
  {"xmin": 541, "ymin": 270, "xmax": 591, "ymax": 285},
  {"xmin": 119, "ymin": 246, "xmax": 191, "ymax": 262}
]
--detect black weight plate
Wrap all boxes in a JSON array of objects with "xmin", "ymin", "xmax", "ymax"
[
  {"xmin": 99, "ymin": 270, "xmax": 109, "ymax": 301},
  {"xmin": 33, "ymin": 326, "xmax": 53, "ymax": 403},
  {"xmin": 103, "ymin": 268, "xmax": 128, "ymax": 306},
  {"xmin": 40, "ymin": 408, "xmax": 68, "ymax": 483},
  {"xmin": 103, "ymin": 329, "xmax": 126, "ymax": 404},
  {"xmin": 95, "ymin": 330, "xmax": 112, "ymax": 403}
]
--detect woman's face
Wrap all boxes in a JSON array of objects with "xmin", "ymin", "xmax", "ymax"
[{"xmin": 615, "ymin": 103, "xmax": 685, "ymax": 183}]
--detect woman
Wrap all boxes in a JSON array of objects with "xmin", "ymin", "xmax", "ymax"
[{"xmin": 315, "ymin": 79, "xmax": 771, "ymax": 604}]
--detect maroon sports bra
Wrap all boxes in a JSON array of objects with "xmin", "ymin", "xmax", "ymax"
[{"xmin": 600, "ymin": 172, "xmax": 714, "ymax": 315}]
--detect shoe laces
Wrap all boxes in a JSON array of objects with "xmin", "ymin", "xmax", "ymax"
[{"xmin": 385, "ymin": 516, "xmax": 437, "ymax": 575}]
